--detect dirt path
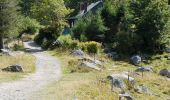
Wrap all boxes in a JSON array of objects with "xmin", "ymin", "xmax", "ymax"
[{"xmin": 0, "ymin": 41, "xmax": 61, "ymax": 100}]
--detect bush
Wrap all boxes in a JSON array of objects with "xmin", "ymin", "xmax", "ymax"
[
  {"xmin": 34, "ymin": 27, "xmax": 59, "ymax": 46},
  {"xmin": 86, "ymin": 41, "xmax": 99, "ymax": 55},
  {"xmin": 78, "ymin": 41, "xmax": 102, "ymax": 55},
  {"xmin": 57, "ymin": 35, "xmax": 79, "ymax": 50}
]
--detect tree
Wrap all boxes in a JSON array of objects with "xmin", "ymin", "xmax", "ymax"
[
  {"xmin": 0, "ymin": 0, "xmax": 20, "ymax": 49},
  {"xmin": 129, "ymin": 0, "xmax": 170, "ymax": 53},
  {"xmin": 101, "ymin": 0, "xmax": 128, "ymax": 43},
  {"xmin": 31, "ymin": 0, "xmax": 69, "ymax": 37},
  {"xmin": 73, "ymin": 12, "xmax": 107, "ymax": 42},
  {"xmin": 19, "ymin": 0, "xmax": 34, "ymax": 16}
]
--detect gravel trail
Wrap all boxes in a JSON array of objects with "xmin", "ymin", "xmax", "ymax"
[{"xmin": 0, "ymin": 41, "xmax": 61, "ymax": 100}]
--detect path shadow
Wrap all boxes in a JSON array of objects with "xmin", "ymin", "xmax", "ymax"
[{"xmin": 24, "ymin": 41, "xmax": 44, "ymax": 53}]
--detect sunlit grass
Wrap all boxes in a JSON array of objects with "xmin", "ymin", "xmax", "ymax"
[
  {"xmin": 38, "ymin": 49, "xmax": 170, "ymax": 100},
  {"xmin": 0, "ymin": 53, "xmax": 36, "ymax": 82}
]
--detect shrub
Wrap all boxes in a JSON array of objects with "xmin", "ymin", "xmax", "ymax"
[
  {"xmin": 78, "ymin": 41, "xmax": 102, "ymax": 57},
  {"xmin": 86, "ymin": 41, "xmax": 99, "ymax": 59},
  {"xmin": 57, "ymin": 35, "xmax": 79, "ymax": 50},
  {"xmin": 78, "ymin": 42, "xmax": 87, "ymax": 51},
  {"xmin": 34, "ymin": 27, "xmax": 58, "ymax": 46}
]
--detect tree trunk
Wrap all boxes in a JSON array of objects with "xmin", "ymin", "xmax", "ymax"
[{"xmin": 0, "ymin": 34, "xmax": 4, "ymax": 49}]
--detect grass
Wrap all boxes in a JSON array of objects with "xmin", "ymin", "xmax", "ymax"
[
  {"xmin": 0, "ymin": 53, "xmax": 36, "ymax": 82},
  {"xmin": 38, "ymin": 49, "xmax": 170, "ymax": 100}
]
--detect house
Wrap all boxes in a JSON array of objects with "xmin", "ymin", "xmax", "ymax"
[{"xmin": 63, "ymin": 0, "xmax": 103, "ymax": 35}]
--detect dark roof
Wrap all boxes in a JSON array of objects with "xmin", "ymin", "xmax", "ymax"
[{"xmin": 67, "ymin": 0, "xmax": 103, "ymax": 20}]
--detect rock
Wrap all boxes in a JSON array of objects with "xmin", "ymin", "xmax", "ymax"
[
  {"xmin": 0, "ymin": 49, "xmax": 10, "ymax": 55},
  {"xmin": 165, "ymin": 47, "xmax": 170, "ymax": 53},
  {"xmin": 167, "ymin": 57, "xmax": 170, "ymax": 60},
  {"xmin": 72, "ymin": 49, "xmax": 84, "ymax": 57},
  {"xmin": 136, "ymin": 85, "xmax": 151, "ymax": 94},
  {"xmin": 2, "ymin": 64, "xmax": 23, "ymax": 72},
  {"xmin": 107, "ymin": 52, "xmax": 119, "ymax": 59},
  {"xmin": 130, "ymin": 55, "xmax": 142, "ymax": 65},
  {"xmin": 119, "ymin": 93, "xmax": 133, "ymax": 100},
  {"xmin": 135, "ymin": 66, "xmax": 153, "ymax": 72},
  {"xmin": 108, "ymin": 72, "xmax": 135, "ymax": 91},
  {"xmin": 94, "ymin": 59, "xmax": 102, "ymax": 66},
  {"xmin": 80, "ymin": 61, "xmax": 101, "ymax": 71},
  {"xmin": 80, "ymin": 57, "xmax": 102, "ymax": 66},
  {"xmin": 159, "ymin": 69, "xmax": 170, "ymax": 78},
  {"xmin": 108, "ymin": 76, "xmax": 125, "ymax": 89}
]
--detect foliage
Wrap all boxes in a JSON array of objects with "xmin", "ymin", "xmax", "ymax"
[
  {"xmin": 78, "ymin": 41, "xmax": 101, "ymax": 54},
  {"xmin": 17, "ymin": 16, "xmax": 41, "ymax": 36},
  {"xmin": 57, "ymin": 35, "xmax": 79, "ymax": 49},
  {"xmin": 72, "ymin": 18, "xmax": 87, "ymax": 39},
  {"xmin": 73, "ymin": 12, "xmax": 107, "ymax": 42},
  {"xmin": 34, "ymin": 27, "xmax": 58, "ymax": 46},
  {"xmin": 108, "ymin": 0, "xmax": 170, "ymax": 54},
  {"xmin": 128, "ymin": 0, "xmax": 170, "ymax": 53},
  {"xmin": 41, "ymin": 39, "xmax": 53, "ymax": 49},
  {"xmin": 101, "ymin": 0, "xmax": 122, "ymax": 43},
  {"xmin": 0, "ymin": 0, "xmax": 20, "ymax": 49},
  {"xmin": 31, "ymin": 0, "xmax": 69, "ymax": 35},
  {"xmin": 21, "ymin": 17, "xmax": 41, "ymax": 34},
  {"xmin": 86, "ymin": 41, "xmax": 99, "ymax": 55}
]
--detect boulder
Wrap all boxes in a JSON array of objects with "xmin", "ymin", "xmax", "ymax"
[
  {"xmin": 80, "ymin": 61, "xmax": 101, "ymax": 71},
  {"xmin": 159, "ymin": 69, "xmax": 170, "ymax": 78},
  {"xmin": 80, "ymin": 57, "xmax": 102, "ymax": 66},
  {"xmin": 108, "ymin": 76, "xmax": 125, "ymax": 89},
  {"xmin": 2, "ymin": 64, "xmax": 23, "ymax": 72},
  {"xmin": 164, "ymin": 47, "xmax": 170, "ymax": 53},
  {"xmin": 119, "ymin": 93, "xmax": 133, "ymax": 100},
  {"xmin": 108, "ymin": 72, "xmax": 135, "ymax": 91},
  {"xmin": 130, "ymin": 55, "xmax": 142, "ymax": 65},
  {"xmin": 72, "ymin": 49, "xmax": 84, "ymax": 57},
  {"xmin": 167, "ymin": 57, "xmax": 170, "ymax": 60},
  {"xmin": 136, "ymin": 85, "xmax": 151, "ymax": 94},
  {"xmin": 135, "ymin": 66, "xmax": 153, "ymax": 72},
  {"xmin": 0, "ymin": 49, "xmax": 10, "ymax": 55},
  {"xmin": 107, "ymin": 52, "xmax": 119, "ymax": 59}
]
